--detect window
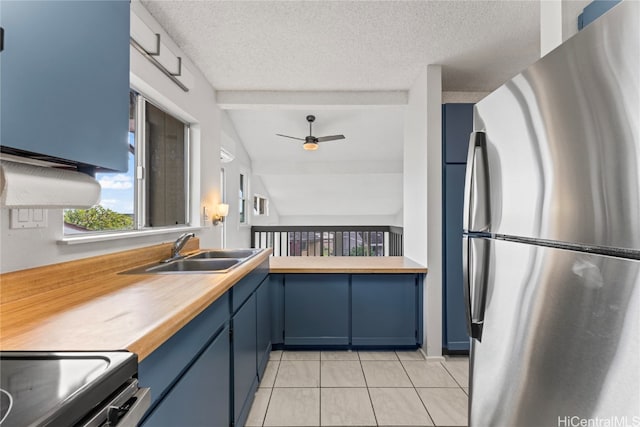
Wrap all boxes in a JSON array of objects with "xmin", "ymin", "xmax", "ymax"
[
  {"xmin": 253, "ymin": 194, "xmax": 268, "ymax": 216},
  {"xmin": 220, "ymin": 167, "xmax": 226, "ymax": 248},
  {"xmin": 239, "ymin": 173, "xmax": 247, "ymax": 224},
  {"xmin": 64, "ymin": 90, "xmax": 190, "ymax": 234}
]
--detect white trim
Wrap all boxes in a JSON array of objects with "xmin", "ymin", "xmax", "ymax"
[
  {"xmin": 59, "ymin": 226, "xmax": 203, "ymax": 245},
  {"xmin": 238, "ymin": 169, "xmax": 250, "ymax": 227}
]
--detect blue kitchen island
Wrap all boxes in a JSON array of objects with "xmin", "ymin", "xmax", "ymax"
[{"xmin": 268, "ymin": 256, "xmax": 427, "ymax": 350}]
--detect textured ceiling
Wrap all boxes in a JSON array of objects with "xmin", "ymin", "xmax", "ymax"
[
  {"xmin": 227, "ymin": 109, "xmax": 404, "ymax": 218},
  {"xmin": 140, "ymin": 0, "xmax": 544, "ymax": 221},
  {"xmin": 140, "ymin": 0, "xmax": 541, "ymax": 92}
]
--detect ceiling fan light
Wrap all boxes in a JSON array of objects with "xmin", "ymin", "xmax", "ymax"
[{"xmin": 303, "ymin": 142, "xmax": 318, "ymax": 151}]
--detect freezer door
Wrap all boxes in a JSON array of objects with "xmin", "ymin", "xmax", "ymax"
[
  {"xmin": 469, "ymin": 237, "xmax": 640, "ymax": 427},
  {"xmin": 472, "ymin": 0, "xmax": 640, "ymax": 251}
]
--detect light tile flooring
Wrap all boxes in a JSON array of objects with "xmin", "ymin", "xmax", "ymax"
[{"xmin": 246, "ymin": 350, "xmax": 469, "ymax": 427}]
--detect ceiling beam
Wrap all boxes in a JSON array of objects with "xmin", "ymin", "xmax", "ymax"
[
  {"xmin": 217, "ymin": 91, "xmax": 408, "ymax": 110},
  {"xmin": 252, "ymin": 159, "xmax": 403, "ymax": 176}
]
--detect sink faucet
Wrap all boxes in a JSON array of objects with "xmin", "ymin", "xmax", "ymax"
[{"xmin": 163, "ymin": 232, "xmax": 196, "ymax": 263}]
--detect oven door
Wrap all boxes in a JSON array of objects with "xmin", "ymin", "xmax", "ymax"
[{"xmin": 81, "ymin": 379, "xmax": 150, "ymax": 427}]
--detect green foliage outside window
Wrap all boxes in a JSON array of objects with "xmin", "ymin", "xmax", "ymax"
[{"xmin": 64, "ymin": 206, "xmax": 133, "ymax": 231}]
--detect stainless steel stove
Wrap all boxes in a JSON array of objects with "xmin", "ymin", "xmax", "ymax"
[{"xmin": 0, "ymin": 352, "xmax": 150, "ymax": 427}]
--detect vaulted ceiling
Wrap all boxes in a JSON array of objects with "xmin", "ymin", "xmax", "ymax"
[{"xmin": 139, "ymin": 0, "xmax": 564, "ymax": 222}]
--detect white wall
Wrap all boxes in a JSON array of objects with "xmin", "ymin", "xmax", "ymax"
[
  {"xmin": 220, "ymin": 111, "xmax": 280, "ymax": 247},
  {"xmin": 541, "ymin": 0, "xmax": 590, "ymax": 56},
  {"xmin": 251, "ymin": 176, "xmax": 281, "ymax": 226},
  {"xmin": 404, "ymin": 66, "xmax": 436, "ymax": 357},
  {"xmin": 0, "ymin": 2, "xmax": 222, "ymax": 273},
  {"xmin": 278, "ymin": 215, "xmax": 397, "ymax": 226},
  {"xmin": 442, "ymin": 91, "xmax": 489, "ymax": 104},
  {"xmin": 425, "ymin": 66, "xmax": 443, "ymax": 359},
  {"xmin": 403, "ymin": 65, "xmax": 445, "ymax": 358},
  {"xmin": 403, "ymin": 68, "xmax": 428, "ymax": 266}
]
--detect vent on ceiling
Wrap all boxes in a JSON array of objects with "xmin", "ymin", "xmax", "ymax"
[{"xmin": 220, "ymin": 148, "xmax": 235, "ymax": 163}]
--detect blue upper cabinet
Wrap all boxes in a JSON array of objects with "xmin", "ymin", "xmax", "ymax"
[
  {"xmin": 0, "ymin": 1, "xmax": 130, "ymax": 173},
  {"xmin": 442, "ymin": 103, "xmax": 473, "ymax": 353},
  {"xmin": 443, "ymin": 104, "xmax": 474, "ymax": 164},
  {"xmin": 578, "ymin": 0, "xmax": 622, "ymax": 30}
]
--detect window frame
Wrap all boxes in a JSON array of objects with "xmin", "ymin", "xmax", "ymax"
[
  {"xmin": 134, "ymin": 92, "xmax": 191, "ymax": 229},
  {"xmin": 62, "ymin": 89, "xmax": 192, "ymax": 238},
  {"xmin": 239, "ymin": 170, "xmax": 249, "ymax": 226},
  {"xmin": 253, "ymin": 194, "xmax": 269, "ymax": 216},
  {"xmin": 220, "ymin": 167, "xmax": 227, "ymax": 248}
]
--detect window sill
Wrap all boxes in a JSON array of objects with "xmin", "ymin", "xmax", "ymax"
[{"xmin": 58, "ymin": 226, "xmax": 204, "ymax": 245}]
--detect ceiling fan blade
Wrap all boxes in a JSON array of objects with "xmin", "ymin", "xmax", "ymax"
[
  {"xmin": 276, "ymin": 134, "xmax": 305, "ymax": 141},
  {"xmin": 315, "ymin": 135, "xmax": 345, "ymax": 142}
]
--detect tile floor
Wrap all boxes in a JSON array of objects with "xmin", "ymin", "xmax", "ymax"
[{"xmin": 245, "ymin": 350, "xmax": 469, "ymax": 427}]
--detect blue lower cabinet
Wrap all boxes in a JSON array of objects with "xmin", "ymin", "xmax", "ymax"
[
  {"xmin": 269, "ymin": 274, "xmax": 285, "ymax": 346},
  {"xmin": 352, "ymin": 275, "xmax": 418, "ymax": 346},
  {"xmin": 141, "ymin": 325, "xmax": 230, "ymax": 427},
  {"xmin": 233, "ymin": 293, "xmax": 258, "ymax": 427},
  {"xmin": 284, "ymin": 274, "xmax": 349, "ymax": 346},
  {"xmin": 139, "ymin": 292, "xmax": 229, "ymax": 408},
  {"xmin": 256, "ymin": 278, "xmax": 272, "ymax": 377}
]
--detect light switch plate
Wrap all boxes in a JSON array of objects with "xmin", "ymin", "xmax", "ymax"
[{"xmin": 10, "ymin": 209, "xmax": 48, "ymax": 229}]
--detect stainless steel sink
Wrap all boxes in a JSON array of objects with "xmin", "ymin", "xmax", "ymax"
[
  {"xmin": 121, "ymin": 248, "xmax": 261, "ymax": 274},
  {"xmin": 146, "ymin": 258, "xmax": 242, "ymax": 273},
  {"xmin": 122, "ymin": 258, "xmax": 243, "ymax": 274},
  {"xmin": 186, "ymin": 249, "xmax": 260, "ymax": 260}
]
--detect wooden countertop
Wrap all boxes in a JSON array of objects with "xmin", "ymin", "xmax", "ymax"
[
  {"xmin": 0, "ymin": 250, "xmax": 424, "ymax": 361},
  {"xmin": 0, "ymin": 244, "xmax": 271, "ymax": 361},
  {"xmin": 269, "ymin": 256, "xmax": 427, "ymax": 273}
]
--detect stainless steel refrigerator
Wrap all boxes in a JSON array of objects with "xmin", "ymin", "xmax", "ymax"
[{"xmin": 463, "ymin": 2, "xmax": 639, "ymax": 426}]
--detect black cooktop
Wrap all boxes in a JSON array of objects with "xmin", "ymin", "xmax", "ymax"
[{"xmin": 0, "ymin": 351, "xmax": 137, "ymax": 427}]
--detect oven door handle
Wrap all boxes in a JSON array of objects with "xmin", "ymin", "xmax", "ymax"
[{"xmin": 109, "ymin": 387, "xmax": 151, "ymax": 427}]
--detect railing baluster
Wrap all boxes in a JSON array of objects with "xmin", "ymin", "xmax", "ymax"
[{"xmin": 250, "ymin": 226, "xmax": 402, "ymax": 257}]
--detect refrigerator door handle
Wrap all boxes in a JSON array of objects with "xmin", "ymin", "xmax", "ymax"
[
  {"xmin": 463, "ymin": 236, "xmax": 489, "ymax": 340},
  {"xmin": 463, "ymin": 131, "xmax": 491, "ymax": 233}
]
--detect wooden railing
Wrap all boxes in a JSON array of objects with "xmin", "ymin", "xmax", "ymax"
[{"xmin": 251, "ymin": 226, "xmax": 403, "ymax": 256}]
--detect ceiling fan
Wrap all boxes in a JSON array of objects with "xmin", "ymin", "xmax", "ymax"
[{"xmin": 276, "ymin": 115, "xmax": 345, "ymax": 151}]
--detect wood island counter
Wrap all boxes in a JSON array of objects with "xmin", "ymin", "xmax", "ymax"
[{"xmin": 269, "ymin": 255, "xmax": 427, "ymax": 273}]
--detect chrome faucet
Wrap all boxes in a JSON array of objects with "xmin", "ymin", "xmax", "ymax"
[{"xmin": 163, "ymin": 232, "xmax": 196, "ymax": 263}]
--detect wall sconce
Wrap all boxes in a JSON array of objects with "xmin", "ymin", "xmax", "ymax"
[{"xmin": 213, "ymin": 203, "xmax": 229, "ymax": 225}]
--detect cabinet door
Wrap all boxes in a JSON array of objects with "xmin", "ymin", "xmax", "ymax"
[
  {"xmin": 138, "ymin": 292, "xmax": 229, "ymax": 408},
  {"xmin": 233, "ymin": 293, "xmax": 258, "ymax": 426},
  {"xmin": 284, "ymin": 274, "xmax": 349, "ymax": 346},
  {"xmin": 443, "ymin": 104, "xmax": 474, "ymax": 164},
  {"xmin": 0, "ymin": 1, "xmax": 129, "ymax": 172},
  {"xmin": 352, "ymin": 275, "xmax": 418, "ymax": 346},
  {"xmin": 141, "ymin": 326, "xmax": 230, "ymax": 427},
  {"xmin": 578, "ymin": 0, "xmax": 621, "ymax": 29},
  {"xmin": 444, "ymin": 165, "xmax": 470, "ymax": 351},
  {"xmin": 270, "ymin": 274, "xmax": 285, "ymax": 346},
  {"xmin": 256, "ymin": 278, "xmax": 272, "ymax": 377}
]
